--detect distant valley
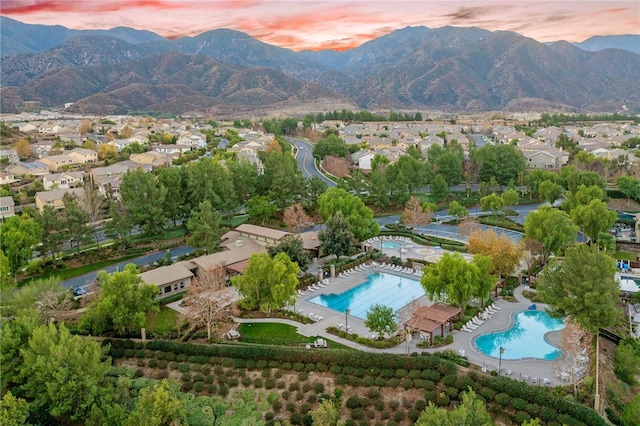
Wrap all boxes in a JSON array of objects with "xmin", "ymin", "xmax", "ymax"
[{"xmin": 1, "ymin": 16, "xmax": 639, "ymax": 115}]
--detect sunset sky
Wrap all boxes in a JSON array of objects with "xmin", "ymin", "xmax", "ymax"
[{"xmin": 2, "ymin": 1, "xmax": 639, "ymax": 51}]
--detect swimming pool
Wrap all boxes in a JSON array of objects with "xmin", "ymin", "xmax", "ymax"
[
  {"xmin": 474, "ymin": 311, "xmax": 565, "ymax": 360},
  {"xmin": 381, "ymin": 241, "xmax": 401, "ymax": 249},
  {"xmin": 308, "ymin": 272, "xmax": 424, "ymax": 319}
]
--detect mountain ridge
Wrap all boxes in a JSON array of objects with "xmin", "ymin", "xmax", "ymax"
[{"xmin": 1, "ymin": 18, "xmax": 639, "ymax": 115}]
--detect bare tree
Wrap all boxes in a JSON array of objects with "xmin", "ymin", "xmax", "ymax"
[
  {"xmin": 458, "ymin": 216, "xmax": 478, "ymax": 238},
  {"xmin": 35, "ymin": 290, "xmax": 75, "ymax": 324},
  {"xmin": 554, "ymin": 319, "xmax": 592, "ymax": 399},
  {"xmin": 323, "ymin": 155, "xmax": 351, "ymax": 178},
  {"xmin": 183, "ymin": 264, "xmax": 237, "ymax": 341},
  {"xmin": 401, "ymin": 196, "xmax": 433, "ymax": 228},
  {"xmin": 283, "ymin": 203, "xmax": 312, "ymax": 233},
  {"xmin": 522, "ymin": 238, "xmax": 544, "ymax": 280}
]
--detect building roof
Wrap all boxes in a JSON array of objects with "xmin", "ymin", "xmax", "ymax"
[
  {"xmin": 403, "ymin": 304, "xmax": 461, "ymax": 333},
  {"xmin": 235, "ymin": 224, "xmax": 291, "ymax": 241},
  {"xmin": 35, "ymin": 187, "xmax": 83, "ymax": 202},
  {"xmin": 0, "ymin": 196, "xmax": 15, "ymax": 207},
  {"xmin": 140, "ymin": 262, "xmax": 194, "ymax": 286},
  {"xmin": 298, "ymin": 231, "xmax": 321, "ymax": 250}
]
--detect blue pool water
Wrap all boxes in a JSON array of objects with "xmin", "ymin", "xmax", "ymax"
[
  {"xmin": 381, "ymin": 241, "xmax": 401, "ymax": 249},
  {"xmin": 309, "ymin": 272, "xmax": 424, "ymax": 319},
  {"xmin": 475, "ymin": 311, "xmax": 565, "ymax": 360}
]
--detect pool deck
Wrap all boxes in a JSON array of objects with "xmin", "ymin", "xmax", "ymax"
[{"xmin": 235, "ymin": 243, "xmax": 575, "ymax": 387}]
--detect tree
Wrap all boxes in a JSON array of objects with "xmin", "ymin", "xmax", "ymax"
[
  {"xmin": 83, "ymin": 263, "xmax": 159, "ymax": 335},
  {"xmin": 268, "ymin": 235, "xmax": 310, "ymax": 271},
  {"xmin": 0, "ymin": 214, "xmax": 41, "ymax": 275},
  {"xmin": 501, "ymin": 188, "xmax": 519, "ymax": 207},
  {"xmin": 120, "ymin": 169, "xmax": 167, "ymax": 237},
  {"xmin": 157, "ymin": 166, "xmax": 186, "ymax": 225},
  {"xmin": 430, "ymin": 174, "xmax": 449, "ymax": 203},
  {"xmin": 35, "ymin": 205, "xmax": 65, "ymax": 262},
  {"xmin": 521, "ymin": 238, "xmax": 544, "ymax": 279},
  {"xmin": 474, "ymin": 144, "xmax": 525, "ymax": 186},
  {"xmin": 448, "ymin": 200, "xmax": 468, "ymax": 220},
  {"xmin": 364, "ymin": 304, "xmax": 397, "ymax": 338},
  {"xmin": 104, "ymin": 201, "xmax": 132, "ymax": 251},
  {"xmin": 98, "ymin": 143, "xmax": 118, "ymax": 161},
  {"xmin": 124, "ymin": 380, "xmax": 187, "ymax": 426},
  {"xmin": 0, "ymin": 391, "xmax": 30, "ymax": 426},
  {"xmin": 183, "ymin": 265, "xmax": 234, "ymax": 342},
  {"xmin": 318, "ymin": 187, "xmax": 378, "ymax": 241},
  {"xmin": 319, "ymin": 211, "xmax": 354, "ymax": 260},
  {"xmin": 231, "ymin": 252, "xmax": 299, "ymax": 313},
  {"xmin": 19, "ymin": 322, "xmax": 110, "ymax": 421},
  {"xmin": 79, "ymin": 181, "xmax": 106, "ymax": 225},
  {"xmin": 228, "ymin": 158, "xmax": 259, "ymax": 204},
  {"xmin": 247, "ymin": 195, "xmax": 277, "ymax": 225},
  {"xmin": 524, "ymin": 206, "xmax": 577, "ymax": 261},
  {"xmin": 283, "ymin": 203, "xmax": 312, "ymax": 233},
  {"xmin": 613, "ymin": 339, "xmax": 639, "ymax": 385},
  {"xmin": 421, "ymin": 252, "xmax": 476, "ymax": 308},
  {"xmin": 401, "ymin": 196, "xmax": 433, "ymax": 228},
  {"xmin": 312, "ymin": 134, "xmax": 349, "ymax": 159},
  {"xmin": 621, "ymin": 394, "xmax": 640, "ymax": 426},
  {"xmin": 616, "ymin": 175, "xmax": 640, "ymax": 202},
  {"xmin": 467, "ymin": 229, "xmax": 523, "ymax": 279},
  {"xmin": 570, "ymin": 199, "xmax": 617, "ymax": 244},
  {"xmin": 538, "ymin": 180, "xmax": 563, "ymax": 206},
  {"xmin": 186, "ymin": 200, "xmax": 223, "ymax": 254},
  {"xmin": 415, "ymin": 388, "xmax": 493, "ymax": 426},
  {"xmin": 554, "ymin": 319, "xmax": 593, "ymax": 399},
  {"xmin": 0, "ymin": 250, "xmax": 14, "ymax": 291},
  {"xmin": 537, "ymin": 244, "xmax": 620, "ymax": 411},
  {"xmin": 15, "ymin": 138, "xmax": 31, "ymax": 159},
  {"xmin": 560, "ymin": 165, "xmax": 604, "ymax": 194},
  {"xmin": 480, "ymin": 193, "xmax": 504, "ymax": 215},
  {"xmin": 562, "ymin": 184, "xmax": 605, "ymax": 213},
  {"xmin": 310, "ymin": 399, "xmax": 345, "ymax": 426},
  {"xmin": 62, "ymin": 192, "xmax": 93, "ymax": 254},
  {"xmin": 435, "ymin": 151, "xmax": 463, "ymax": 186}
]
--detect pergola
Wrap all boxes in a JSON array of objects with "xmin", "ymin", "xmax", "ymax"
[{"xmin": 404, "ymin": 303, "xmax": 463, "ymax": 342}]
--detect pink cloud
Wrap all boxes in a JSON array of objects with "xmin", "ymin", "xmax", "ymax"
[{"xmin": 2, "ymin": 1, "xmax": 638, "ymax": 50}]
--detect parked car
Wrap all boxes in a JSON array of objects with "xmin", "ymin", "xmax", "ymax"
[{"xmin": 73, "ymin": 286, "xmax": 87, "ymax": 297}]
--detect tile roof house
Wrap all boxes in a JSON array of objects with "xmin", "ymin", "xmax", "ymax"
[
  {"xmin": 523, "ymin": 146, "xmax": 569, "ymax": 169},
  {"xmin": 0, "ymin": 149, "xmax": 20, "ymax": 165},
  {"xmin": 129, "ymin": 151, "xmax": 173, "ymax": 168}
]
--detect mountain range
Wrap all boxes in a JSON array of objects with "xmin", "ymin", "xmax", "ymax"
[{"xmin": 1, "ymin": 16, "xmax": 639, "ymax": 115}]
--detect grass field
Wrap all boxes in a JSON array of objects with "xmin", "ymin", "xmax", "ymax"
[
  {"xmin": 145, "ymin": 306, "xmax": 178, "ymax": 336},
  {"xmin": 238, "ymin": 322, "xmax": 351, "ymax": 350},
  {"xmin": 614, "ymin": 251, "xmax": 637, "ymax": 261}
]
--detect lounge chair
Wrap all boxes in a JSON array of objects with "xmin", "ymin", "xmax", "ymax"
[
  {"xmin": 472, "ymin": 317, "xmax": 484, "ymax": 326},
  {"xmin": 490, "ymin": 303, "xmax": 501, "ymax": 310},
  {"xmin": 503, "ymin": 369, "xmax": 513, "ymax": 377},
  {"xmin": 541, "ymin": 377, "xmax": 551, "ymax": 385}
]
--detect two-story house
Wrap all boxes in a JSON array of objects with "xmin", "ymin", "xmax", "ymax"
[
  {"xmin": 7, "ymin": 161, "xmax": 49, "ymax": 176},
  {"xmin": 39, "ymin": 154, "xmax": 75, "ymax": 172},
  {"xmin": 35, "ymin": 187, "xmax": 84, "ymax": 211},
  {"xmin": 67, "ymin": 148, "xmax": 98, "ymax": 164},
  {"xmin": 43, "ymin": 171, "xmax": 85, "ymax": 190},
  {"xmin": 0, "ymin": 196, "xmax": 16, "ymax": 219}
]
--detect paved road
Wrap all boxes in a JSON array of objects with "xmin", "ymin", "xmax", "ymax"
[
  {"xmin": 287, "ymin": 137, "xmax": 336, "ymax": 187},
  {"xmin": 62, "ymin": 246, "xmax": 194, "ymax": 290}
]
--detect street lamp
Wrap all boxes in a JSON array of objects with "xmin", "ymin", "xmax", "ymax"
[
  {"xmin": 345, "ymin": 309, "xmax": 350, "ymax": 335},
  {"xmin": 498, "ymin": 346, "xmax": 505, "ymax": 376}
]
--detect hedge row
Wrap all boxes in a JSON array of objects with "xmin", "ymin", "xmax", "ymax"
[{"xmin": 141, "ymin": 340, "xmax": 457, "ymax": 375}]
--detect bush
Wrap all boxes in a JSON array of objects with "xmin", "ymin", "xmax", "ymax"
[
  {"xmin": 193, "ymin": 382, "xmax": 205, "ymax": 392},
  {"xmin": 265, "ymin": 378, "xmax": 276, "ymax": 389},
  {"xmin": 178, "ymin": 363, "xmax": 190, "ymax": 373},
  {"xmin": 272, "ymin": 400, "xmax": 282, "ymax": 412},
  {"xmin": 351, "ymin": 408, "xmax": 365, "ymax": 420},
  {"xmin": 393, "ymin": 410, "xmax": 405, "ymax": 422},
  {"xmin": 218, "ymin": 385, "xmax": 229, "ymax": 396},
  {"xmin": 207, "ymin": 384, "xmax": 216, "ymax": 394},
  {"xmin": 253, "ymin": 378, "xmax": 263, "ymax": 388},
  {"xmin": 241, "ymin": 377, "xmax": 251, "ymax": 387},
  {"xmin": 182, "ymin": 381, "xmax": 193, "ymax": 391},
  {"xmin": 181, "ymin": 372, "xmax": 192, "ymax": 382}
]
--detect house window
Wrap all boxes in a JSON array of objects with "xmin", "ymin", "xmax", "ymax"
[
  {"xmin": 179, "ymin": 281, "xmax": 185, "ymax": 289},
  {"xmin": 173, "ymin": 284, "xmax": 178, "ymax": 291},
  {"xmin": 0, "ymin": 206, "xmax": 8, "ymax": 212},
  {"xmin": 164, "ymin": 285, "xmax": 171, "ymax": 294}
]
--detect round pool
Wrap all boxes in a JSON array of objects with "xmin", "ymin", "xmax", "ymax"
[
  {"xmin": 474, "ymin": 310, "xmax": 565, "ymax": 360},
  {"xmin": 381, "ymin": 242, "xmax": 401, "ymax": 249}
]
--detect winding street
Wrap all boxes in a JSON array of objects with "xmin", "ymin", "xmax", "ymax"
[{"xmin": 287, "ymin": 137, "xmax": 336, "ymax": 187}]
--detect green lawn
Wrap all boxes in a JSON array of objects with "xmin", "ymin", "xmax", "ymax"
[
  {"xmin": 145, "ymin": 306, "xmax": 178, "ymax": 336},
  {"xmin": 237, "ymin": 323, "xmax": 351, "ymax": 350},
  {"xmin": 614, "ymin": 251, "xmax": 637, "ymax": 261}
]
